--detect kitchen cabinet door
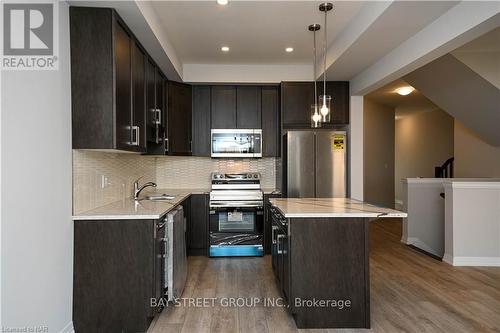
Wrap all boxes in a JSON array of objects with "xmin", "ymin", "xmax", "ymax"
[
  {"xmin": 145, "ymin": 60, "xmax": 169, "ymax": 155},
  {"xmin": 281, "ymin": 82, "xmax": 314, "ymax": 128},
  {"xmin": 211, "ymin": 86, "xmax": 236, "ymax": 128},
  {"xmin": 271, "ymin": 212, "xmax": 279, "ymax": 277},
  {"xmin": 192, "ymin": 86, "xmax": 211, "ymax": 157},
  {"xmin": 261, "ymin": 86, "xmax": 279, "ymax": 157},
  {"xmin": 188, "ymin": 194, "xmax": 208, "ymax": 255},
  {"xmin": 236, "ymin": 86, "xmax": 261, "ymax": 129},
  {"xmin": 131, "ymin": 42, "xmax": 147, "ymax": 151},
  {"xmin": 71, "ymin": 7, "xmax": 163, "ymax": 152},
  {"xmin": 156, "ymin": 69, "xmax": 166, "ymax": 129},
  {"xmin": 282, "ymin": 229, "xmax": 290, "ymax": 302},
  {"xmin": 114, "ymin": 20, "xmax": 133, "ymax": 150},
  {"xmin": 319, "ymin": 81, "xmax": 350, "ymax": 126},
  {"xmin": 145, "ymin": 59, "xmax": 157, "ymax": 143},
  {"xmin": 264, "ymin": 193, "xmax": 281, "ymax": 255},
  {"xmin": 168, "ymin": 81, "xmax": 192, "ymax": 155},
  {"xmin": 73, "ymin": 219, "xmax": 156, "ymax": 332}
]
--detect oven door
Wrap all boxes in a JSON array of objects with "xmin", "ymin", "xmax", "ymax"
[
  {"xmin": 209, "ymin": 203, "xmax": 264, "ymax": 256},
  {"xmin": 211, "ymin": 129, "xmax": 262, "ymax": 158},
  {"xmin": 209, "ymin": 205, "xmax": 263, "ymax": 234}
]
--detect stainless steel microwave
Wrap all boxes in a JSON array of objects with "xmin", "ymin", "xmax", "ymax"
[{"xmin": 211, "ymin": 129, "xmax": 262, "ymax": 158}]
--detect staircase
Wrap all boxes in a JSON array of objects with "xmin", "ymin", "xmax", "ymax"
[{"xmin": 435, "ymin": 157, "xmax": 454, "ymax": 178}]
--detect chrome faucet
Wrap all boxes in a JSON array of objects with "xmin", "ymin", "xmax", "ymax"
[{"xmin": 133, "ymin": 178, "xmax": 157, "ymax": 200}]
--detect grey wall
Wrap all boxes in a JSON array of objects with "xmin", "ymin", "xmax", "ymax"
[
  {"xmin": 395, "ymin": 109, "xmax": 454, "ymax": 202},
  {"xmin": 1, "ymin": 2, "xmax": 73, "ymax": 332},
  {"xmin": 363, "ymin": 98, "xmax": 395, "ymax": 208},
  {"xmin": 454, "ymin": 121, "xmax": 500, "ymax": 178},
  {"xmin": 404, "ymin": 54, "xmax": 500, "ymax": 146}
]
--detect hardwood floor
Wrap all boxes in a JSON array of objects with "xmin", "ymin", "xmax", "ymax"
[{"xmin": 149, "ymin": 219, "xmax": 500, "ymax": 333}]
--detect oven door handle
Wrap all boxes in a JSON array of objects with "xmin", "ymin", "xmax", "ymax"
[{"xmin": 209, "ymin": 202, "xmax": 263, "ymax": 208}]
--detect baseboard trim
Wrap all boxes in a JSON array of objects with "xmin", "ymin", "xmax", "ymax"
[
  {"xmin": 403, "ymin": 237, "xmax": 442, "ymax": 260},
  {"xmin": 443, "ymin": 254, "xmax": 500, "ymax": 266}
]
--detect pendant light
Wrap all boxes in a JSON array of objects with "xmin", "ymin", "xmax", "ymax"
[
  {"xmin": 319, "ymin": 2, "xmax": 333, "ymax": 123},
  {"xmin": 309, "ymin": 23, "xmax": 322, "ymax": 128}
]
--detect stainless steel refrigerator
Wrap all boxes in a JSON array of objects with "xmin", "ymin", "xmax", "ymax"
[{"xmin": 285, "ymin": 130, "xmax": 347, "ymax": 198}]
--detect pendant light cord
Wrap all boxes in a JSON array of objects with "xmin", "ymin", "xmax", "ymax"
[
  {"xmin": 313, "ymin": 29, "xmax": 317, "ymax": 106},
  {"xmin": 323, "ymin": 7, "xmax": 327, "ymax": 100}
]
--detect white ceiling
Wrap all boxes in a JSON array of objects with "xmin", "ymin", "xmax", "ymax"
[
  {"xmin": 365, "ymin": 79, "xmax": 439, "ymax": 117},
  {"xmin": 326, "ymin": 1, "xmax": 459, "ymax": 80},
  {"xmin": 149, "ymin": 1, "xmax": 364, "ymax": 65}
]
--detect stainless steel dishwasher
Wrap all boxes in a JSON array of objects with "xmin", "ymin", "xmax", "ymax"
[{"xmin": 164, "ymin": 206, "xmax": 187, "ymax": 301}]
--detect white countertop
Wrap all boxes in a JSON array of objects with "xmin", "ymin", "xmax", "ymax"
[
  {"xmin": 269, "ymin": 198, "xmax": 407, "ymax": 218},
  {"xmin": 72, "ymin": 188, "xmax": 208, "ymax": 220},
  {"xmin": 73, "ymin": 187, "xmax": 280, "ymax": 220}
]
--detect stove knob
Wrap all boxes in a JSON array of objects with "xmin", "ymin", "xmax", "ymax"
[
  {"xmin": 247, "ymin": 174, "xmax": 252, "ymax": 179},
  {"xmin": 254, "ymin": 174, "xmax": 258, "ymax": 178}
]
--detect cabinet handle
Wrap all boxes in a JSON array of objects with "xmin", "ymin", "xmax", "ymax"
[
  {"xmin": 162, "ymin": 237, "xmax": 168, "ymax": 258},
  {"xmin": 277, "ymin": 234, "xmax": 284, "ymax": 254},
  {"xmin": 165, "ymin": 138, "xmax": 169, "ymax": 153},
  {"xmin": 155, "ymin": 109, "xmax": 162, "ymax": 125},
  {"xmin": 131, "ymin": 125, "xmax": 140, "ymax": 146},
  {"xmin": 190, "ymin": 140, "xmax": 192, "ymax": 153},
  {"xmin": 272, "ymin": 225, "xmax": 278, "ymax": 244}
]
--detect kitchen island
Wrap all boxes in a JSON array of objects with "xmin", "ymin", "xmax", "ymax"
[{"xmin": 268, "ymin": 198, "xmax": 406, "ymax": 329}]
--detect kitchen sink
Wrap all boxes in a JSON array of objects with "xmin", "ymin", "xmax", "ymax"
[{"xmin": 144, "ymin": 194, "xmax": 176, "ymax": 201}]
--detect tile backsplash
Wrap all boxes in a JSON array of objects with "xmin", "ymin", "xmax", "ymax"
[
  {"xmin": 72, "ymin": 150, "xmax": 156, "ymax": 214},
  {"xmin": 155, "ymin": 156, "xmax": 276, "ymax": 189},
  {"xmin": 73, "ymin": 150, "xmax": 278, "ymax": 214}
]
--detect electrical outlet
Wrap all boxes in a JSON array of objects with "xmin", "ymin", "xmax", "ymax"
[{"xmin": 101, "ymin": 175, "xmax": 110, "ymax": 189}]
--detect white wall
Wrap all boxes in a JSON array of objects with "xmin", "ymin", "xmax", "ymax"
[
  {"xmin": 183, "ymin": 63, "xmax": 312, "ymax": 83},
  {"xmin": 363, "ymin": 98, "xmax": 395, "ymax": 207},
  {"xmin": 1, "ymin": 2, "xmax": 73, "ymax": 332},
  {"xmin": 350, "ymin": 96, "xmax": 364, "ymax": 200},
  {"xmin": 454, "ymin": 121, "xmax": 500, "ymax": 178},
  {"xmin": 395, "ymin": 109, "xmax": 454, "ymax": 202},
  {"xmin": 444, "ymin": 181, "xmax": 500, "ymax": 266}
]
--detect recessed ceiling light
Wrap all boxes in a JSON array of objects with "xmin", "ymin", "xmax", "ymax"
[
  {"xmin": 217, "ymin": 0, "xmax": 228, "ymax": 5},
  {"xmin": 221, "ymin": 46, "xmax": 230, "ymax": 52},
  {"xmin": 395, "ymin": 86, "xmax": 415, "ymax": 96},
  {"xmin": 285, "ymin": 47, "xmax": 294, "ymax": 53}
]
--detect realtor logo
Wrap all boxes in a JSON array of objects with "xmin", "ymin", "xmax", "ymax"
[{"xmin": 1, "ymin": 1, "xmax": 58, "ymax": 70}]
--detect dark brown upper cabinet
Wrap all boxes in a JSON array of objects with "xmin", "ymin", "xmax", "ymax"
[
  {"xmin": 131, "ymin": 42, "xmax": 147, "ymax": 151},
  {"xmin": 168, "ymin": 81, "xmax": 192, "ymax": 155},
  {"xmin": 192, "ymin": 86, "xmax": 211, "ymax": 157},
  {"xmin": 145, "ymin": 59, "xmax": 168, "ymax": 155},
  {"xmin": 262, "ymin": 86, "xmax": 280, "ymax": 157},
  {"xmin": 281, "ymin": 81, "xmax": 350, "ymax": 129},
  {"xmin": 236, "ymin": 86, "xmax": 262, "ymax": 129},
  {"xmin": 281, "ymin": 82, "xmax": 315, "ymax": 129},
  {"xmin": 70, "ymin": 7, "xmax": 146, "ymax": 152},
  {"xmin": 318, "ymin": 81, "xmax": 350, "ymax": 125},
  {"xmin": 211, "ymin": 86, "xmax": 237, "ymax": 128}
]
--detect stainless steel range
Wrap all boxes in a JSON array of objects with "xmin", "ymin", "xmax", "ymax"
[{"xmin": 209, "ymin": 172, "xmax": 264, "ymax": 257}]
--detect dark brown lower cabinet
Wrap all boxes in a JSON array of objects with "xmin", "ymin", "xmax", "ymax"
[
  {"xmin": 270, "ymin": 207, "xmax": 370, "ymax": 329},
  {"xmin": 188, "ymin": 194, "xmax": 209, "ymax": 256},
  {"xmin": 264, "ymin": 193, "xmax": 281, "ymax": 254},
  {"xmin": 73, "ymin": 218, "xmax": 165, "ymax": 333}
]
